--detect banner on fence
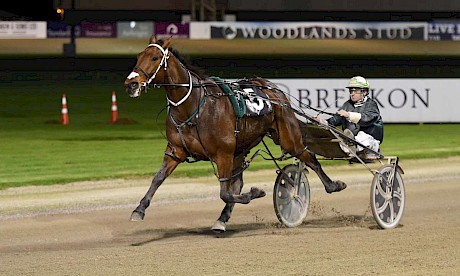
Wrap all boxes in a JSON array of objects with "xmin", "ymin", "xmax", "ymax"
[
  {"xmin": 0, "ymin": 21, "xmax": 47, "ymax": 39},
  {"xmin": 427, "ymin": 22, "xmax": 460, "ymax": 41},
  {"xmin": 117, "ymin": 21, "xmax": 153, "ymax": 39},
  {"xmin": 154, "ymin": 22, "xmax": 189, "ymax": 38},
  {"xmin": 190, "ymin": 21, "xmax": 427, "ymax": 40},
  {"xmin": 234, "ymin": 78, "xmax": 458, "ymax": 123},
  {"xmin": 81, "ymin": 22, "xmax": 116, "ymax": 38},
  {"xmin": 47, "ymin": 22, "xmax": 81, "ymax": 38}
]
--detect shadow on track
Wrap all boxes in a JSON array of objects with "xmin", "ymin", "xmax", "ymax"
[{"xmin": 129, "ymin": 214, "xmax": 386, "ymax": 246}]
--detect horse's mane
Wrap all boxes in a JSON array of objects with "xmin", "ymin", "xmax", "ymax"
[{"xmin": 156, "ymin": 39, "xmax": 207, "ymax": 79}]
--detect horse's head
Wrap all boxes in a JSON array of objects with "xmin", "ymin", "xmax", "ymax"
[{"xmin": 124, "ymin": 36, "xmax": 171, "ymax": 98}]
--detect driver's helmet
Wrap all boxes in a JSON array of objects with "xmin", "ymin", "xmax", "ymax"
[{"xmin": 346, "ymin": 76, "xmax": 370, "ymax": 89}]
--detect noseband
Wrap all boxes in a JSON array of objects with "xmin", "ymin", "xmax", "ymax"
[{"xmin": 130, "ymin": 43, "xmax": 193, "ymax": 107}]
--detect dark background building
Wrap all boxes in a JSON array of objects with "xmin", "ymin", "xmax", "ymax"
[
  {"xmin": 0, "ymin": 1, "xmax": 459, "ymax": 80},
  {"xmin": 54, "ymin": 0, "xmax": 460, "ymax": 22}
]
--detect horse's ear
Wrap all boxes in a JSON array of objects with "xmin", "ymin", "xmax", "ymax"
[
  {"xmin": 148, "ymin": 35, "xmax": 156, "ymax": 44},
  {"xmin": 163, "ymin": 36, "xmax": 172, "ymax": 48}
]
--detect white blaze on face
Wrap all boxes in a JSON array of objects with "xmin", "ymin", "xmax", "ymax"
[{"xmin": 127, "ymin": 72, "xmax": 139, "ymax": 79}]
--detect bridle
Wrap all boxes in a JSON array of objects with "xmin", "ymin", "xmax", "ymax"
[{"xmin": 130, "ymin": 43, "xmax": 194, "ymax": 107}]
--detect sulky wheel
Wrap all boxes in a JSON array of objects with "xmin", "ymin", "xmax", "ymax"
[
  {"xmin": 370, "ymin": 164, "xmax": 405, "ymax": 229},
  {"xmin": 273, "ymin": 163, "xmax": 310, "ymax": 228}
]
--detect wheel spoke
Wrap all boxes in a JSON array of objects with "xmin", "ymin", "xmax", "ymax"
[
  {"xmin": 294, "ymin": 196, "xmax": 306, "ymax": 212},
  {"xmin": 393, "ymin": 189, "xmax": 403, "ymax": 201},
  {"xmin": 388, "ymin": 199, "xmax": 395, "ymax": 223},
  {"xmin": 376, "ymin": 199, "xmax": 389, "ymax": 214},
  {"xmin": 387, "ymin": 170, "xmax": 395, "ymax": 187},
  {"xmin": 376, "ymin": 175, "xmax": 389, "ymax": 197}
]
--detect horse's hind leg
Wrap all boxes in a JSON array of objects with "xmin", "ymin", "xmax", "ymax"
[
  {"xmin": 298, "ymin": 151, "xmax": 347, "ymax": 193},
  {"xmin": 130, "ymin": 154, "xmax": 180, "ymax": 221},
  {"xmin": 272, "ymin": 108, "xmax": 346, "ymax": 193}
]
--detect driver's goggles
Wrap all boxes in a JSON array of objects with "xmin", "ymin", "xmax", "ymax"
[{"xmin": 348, "ymin": 88, "xmax": 363, "ymax": 94}]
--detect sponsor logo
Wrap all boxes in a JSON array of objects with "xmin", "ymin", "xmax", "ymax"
[
  {"xmin": 296, "ymin": 88, "xmax": 429, "ymax": 109},
  {"xmin": 210, "ymin": 23, "xmax": 425, "ymax": 40}
]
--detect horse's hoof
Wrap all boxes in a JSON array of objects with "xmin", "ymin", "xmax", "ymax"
[
  {"xmin": 211, "ymin": 220, "xmax": 226, "ymax": 233},
  {"xmin": 325, "ymin": 181, "xmax": 347, "ymax": 194},
  {"xmin": 130, "ymin": 211, "xmax": 145, "ymax": 221},
  {"xmin": 250, "ymin": 187, "xmax": 266, "ymax": 199}
]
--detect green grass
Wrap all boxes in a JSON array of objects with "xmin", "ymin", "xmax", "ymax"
[{"xmin": 1, "ymin": 79, "xmax": 459, "ymax": 189}]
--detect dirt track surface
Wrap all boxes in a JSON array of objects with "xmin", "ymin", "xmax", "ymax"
[{"xmin": 1, "ymin": 157, "xmax": 460, "ymax": 275}]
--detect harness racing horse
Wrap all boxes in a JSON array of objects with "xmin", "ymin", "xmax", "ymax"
[{"xmin": 124, "ymin": 36, "xmax": 346, "ymax": 232}]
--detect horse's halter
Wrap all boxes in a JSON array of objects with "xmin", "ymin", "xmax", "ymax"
[{"xmin": 128, "ymin": 43, "xmax": 193, "ymax": 107}]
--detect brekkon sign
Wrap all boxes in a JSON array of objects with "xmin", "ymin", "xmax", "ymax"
[
  {"xmin": 266, "ymin": 79, "xmax": 458, "ymax": 123},
  {"xmin": 191, "ymin": 22, "xmax": 427, "ymax": 40}
]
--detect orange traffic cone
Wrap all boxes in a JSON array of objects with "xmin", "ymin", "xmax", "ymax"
[
  {"xmin": 61, "ymin": 93, "xmax": 69, "ymax": 125},
  {"xmin": 111, "ymin": 91, "xmax": 118, "ymax": 124}
]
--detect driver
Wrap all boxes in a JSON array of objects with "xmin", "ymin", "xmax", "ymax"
[{"xmin": 325, "ymin": 76, "xmax": 384, "ymax": 156}]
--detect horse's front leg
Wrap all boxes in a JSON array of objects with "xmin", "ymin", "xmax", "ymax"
[{"xmin": 130, "ymin": 155, "xmax": 180, "ymax": 221}]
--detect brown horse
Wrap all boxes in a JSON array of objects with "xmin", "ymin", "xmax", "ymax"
[{"xmin": 124, "ymin": 36, "xmax": 346, "ymax": 231}]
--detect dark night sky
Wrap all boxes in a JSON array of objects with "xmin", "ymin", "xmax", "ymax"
[{"xmin": 1, "ymin": 1, "xmax": 60, "ymax": 21}]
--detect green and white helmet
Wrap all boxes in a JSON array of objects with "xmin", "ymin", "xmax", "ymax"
[{"xmin": 346, "ymin": 76, "xmax": 370, "ymax": 89}]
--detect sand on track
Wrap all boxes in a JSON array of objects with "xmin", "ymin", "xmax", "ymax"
[{"xmin": 1, "ymin": 157, "xmax": 459, "ymax": 275}]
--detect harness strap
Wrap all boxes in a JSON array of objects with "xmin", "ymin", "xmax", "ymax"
[
  {"xmin": 293, "ymin": 145, "xmax": 309, "ymax": 158},
  {"xmin": 164, "ymin": 150, "xmax": 182, "ymax": 162},
  {"xmin": 172, "ymin": 95, "xmax": 206, "ymax": 127},
  {"xmin": 169, "ymin": 114, "xmax": 193, "ymax": 160},
  {"xmin": 168, "ymin": 95, "xmax": 207, "ymax": 162},
  {"xmin": 167, "ymin": 70, "xmax": 194, "ymax": 107}
]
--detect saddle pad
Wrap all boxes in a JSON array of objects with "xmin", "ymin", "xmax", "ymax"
[
  {"xmin": 236, "ymin": 80, "xmax": 273, "ymax": 117},
  {"xmin": 210, "ymin": 77, "xmax": 272, "ymax": 118}
]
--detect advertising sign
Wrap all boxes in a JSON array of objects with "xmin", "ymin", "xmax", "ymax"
[
  {"xmin": 155, "ymin": 22, "xmax": 189, "ymax": 38},
  {"xmin": 81, "ymin": 22, "xmax": 116, "ymax": 38},
  {"xmin": 47, "ymin": 22, "xmax": 81, "ymax": 38},
  {"xmin": 427, "ymin": 22, "xmax": 460, "ymax": 41},
  {"xmin": 117, "ymin": 21, "xmax": 153, "ymax": 39},
  {"xmin": 190, "ymin": 22, "xmax": 426, "ymax": 40},
  {"xmin": 242, "ymin": 78, "xmax": 458, "ymax": 123},
  {"xmin": 0, "ymin": 21, "xmax": 47, "ymax": 39}
]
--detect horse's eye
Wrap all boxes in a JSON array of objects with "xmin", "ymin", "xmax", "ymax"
[{"xmin": 152, "ymin": 57, "xmax": 159, "ymax": 61}]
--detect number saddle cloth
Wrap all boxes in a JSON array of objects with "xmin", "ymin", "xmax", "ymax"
[{"xmin": 211, "ymin": 77, "xmax": 273, "ymax": 118}]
